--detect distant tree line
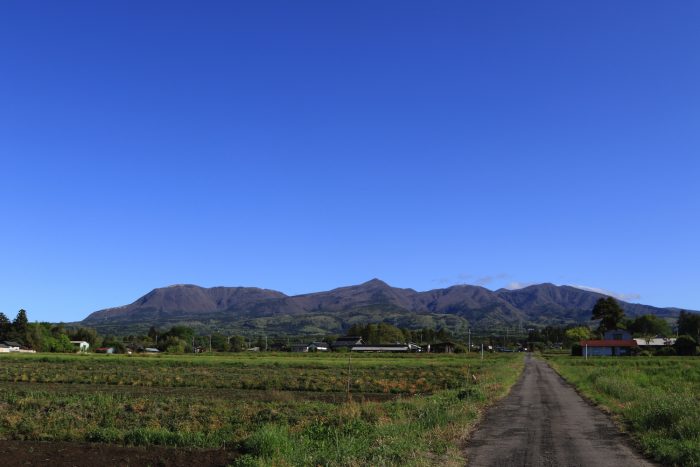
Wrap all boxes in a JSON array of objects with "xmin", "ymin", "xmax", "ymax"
[
  {"xmin": 3, "ymin": 302, "xmax": 699, "ymax": 355},
  {"xmin": 0, "ymin": 309, "xmax": 124, "ymax": 352},
  {"xmin": 344, "ymin": 323, "xmax": 452, "ymax": 345}
]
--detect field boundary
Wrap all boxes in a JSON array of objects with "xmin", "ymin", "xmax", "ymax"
[
  {"xmin": 544, "ymin": 356, "xmax": 664, "ymax": 466},
  {"xmin": 460, "ymin": 354, "xmax": 527, "ymax": 460}
]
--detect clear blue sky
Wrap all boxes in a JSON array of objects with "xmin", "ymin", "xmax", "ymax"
[{"xmin": 1, "ymin": 1, "xmax": 698, "ymax": 323}]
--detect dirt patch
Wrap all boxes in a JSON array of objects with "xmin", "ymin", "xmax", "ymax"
[{"xmin": 0, "ymin": 440, "xmax": 237, "ymax": 467}]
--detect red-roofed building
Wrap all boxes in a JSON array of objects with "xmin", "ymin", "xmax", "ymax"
[{"xmin": 580, "ymin": 330, "xmax": 638, "ymax": 356}]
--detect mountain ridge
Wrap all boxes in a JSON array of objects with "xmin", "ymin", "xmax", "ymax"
[{"xmin": 80, "ymin": 280, "xmax": 689, "ymax": 335}]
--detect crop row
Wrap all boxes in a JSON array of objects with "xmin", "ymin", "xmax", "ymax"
[{"xmin": 0, "ymin": 353, "xmax": 478, "ymax": 394}]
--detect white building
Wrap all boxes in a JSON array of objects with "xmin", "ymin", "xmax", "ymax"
[
  {"xmin": 70, "ymin": 340, "xmax": 90, "ymax": 352},
  {"xmin": 634, "ymin": 337, "xmax": 676, "ymax": 348}
]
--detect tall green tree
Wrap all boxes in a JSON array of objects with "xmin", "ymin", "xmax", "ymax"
[
  {"xmin": 163, "ymin": 325, "xmax": 194, "ymax": 343},
  {"xmin": 13, "ymin": 309, "xmax": 29, "ymax": 334},
  {"xmin": 0, "ymin": 312, "xmax": 10, "ymax": 339},
  {"xmin": 228, "ymin": 335, "xmax": 247, "ymax": 352},
  {"xmin": 591, "ymin": 297, "xmax": 625, "ymax": 333},
  {"xmin": 678, "ymin": 310, "xmax": 700, "ymax": 339},
  {"xmin": 210, "ymin": 333, "xmax": 229, "ymax": 352},
  {"xmin": 675, "ymin": 335, "xmax": 697, "ymax": 356},
  {"xmin": 628, "ymin": 314, "xmax": 671, "ymax": 337},
  {"xmin": 7, "ymin": 309, "xmax": 30, "ymax": 344},
  {"xmin": 148, "ymin": 326, "xmax": 159, "ymax": 341},
  {"xmin": 565, "ymin": 326, "xmax": 591, "ymax": 343},
  {"xmin": 69, "ymin": 327, "xmax": 100, "ymax": 347}
]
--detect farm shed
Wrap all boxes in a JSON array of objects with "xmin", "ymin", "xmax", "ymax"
[
  {"xmin": 634, "ymin": 337, "xmax": 676, "ymax": 348},
  {"xmin": 332, "ymin": 336, "xmax": 364, "ymax": 350},
  {"xmin": 308, "ymin": 342, "xmax": 329, "ymax": 352},
  {"xmin": 2, "ymin": 341, "xmax": 21, "ymax": 352},
  {"xmin": 351, "ymin": 344, "xmax": 410, "ymax": 353},
  {"xmin": 580, "ymin": 330, "xmax": 637, "ymax": 356},
  {"xmin": 0, "ymin": 343, "xmax": 10, "ymax": 353},
  {"xmin": 290, "ymin": 344, "xmax": 310, "ymax": 352},
  {"xmin": 430, "ymin": 342, "xmax": 456, "ymax": 353},
  {"xmin": 70, "ymin": 340, "xmax": 90, "ymax": 353}
]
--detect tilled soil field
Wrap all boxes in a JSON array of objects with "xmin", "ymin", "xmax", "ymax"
[{"xmin": 0, "ymin": 440, "xmax": 237, "ymax": 467}]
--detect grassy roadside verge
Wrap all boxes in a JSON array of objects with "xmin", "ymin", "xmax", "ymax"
[
  {"xmin": 0, "ymin": 353, "xmax": 524, "ymax": 466},
  {"xmin": 545, "ymin": 356, "xmax": 700, "ymax": 466}
]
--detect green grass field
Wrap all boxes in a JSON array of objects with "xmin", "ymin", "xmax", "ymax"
[
  {"xmin": 0, "ymin": 352, "xmax": 523, "ymax": 466},
  {"xmin": 546, "ymin": 356, "xmax": 700, "ymax": 467}
]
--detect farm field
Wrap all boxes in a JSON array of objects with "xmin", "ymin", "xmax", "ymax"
[
  {"xmin": 0, "ymin": 352, "xmax": 523, "ymax": 466},
  {"xmin": 546, "ymin": 356, "xmax": 700, "ymax": 467}
]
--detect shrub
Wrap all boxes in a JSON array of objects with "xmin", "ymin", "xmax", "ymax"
[
  {"xmin": 655, "ymin": 346, "xmax": 676, "ymax": 356},
  {"xmin": 570, "ymin": 344, "xmax": 582, "ymax": 356},
  {"xmin": 242, "ymin": 424, "xmax": 293, "ymax": 459},
  {"xmin": 675, "ymin": 335, "xmax": 697, "ymax": 356}
]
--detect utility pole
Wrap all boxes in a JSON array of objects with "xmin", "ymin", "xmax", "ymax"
[
  {"xmin": 209, "ymin": 335, "xmax": 212, "ymax": 353},
  {"xmin": 481, "ymin": 343, "xmax": 484, "ymax": 360},
  {"xmin": 468, "ymin": 328, "xmax": 471, "ymax": 354},
  {"xmin": 346, "ymin": 351, "xmax": 352, "ymax": 397}
]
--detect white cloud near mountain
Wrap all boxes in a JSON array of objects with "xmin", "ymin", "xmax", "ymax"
[
  {"xmin": 570, "ymin": 285, "xmax": 641, "ymax": 302},
  {"xmin": 504, "ymin": 281, "xmax": 536, "ymax": 290},
  {"xmin": 475, "ymin": 273, "xmax": 510, "ymax": 286}
]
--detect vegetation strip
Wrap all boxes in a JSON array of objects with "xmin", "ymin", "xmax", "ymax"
[{"xmin": 545, "ymin": 355, "xmax": 700, "ymax": 467}]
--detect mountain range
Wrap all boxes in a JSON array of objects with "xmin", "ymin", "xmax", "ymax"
[{"xmin": 79, "ymin": 279, "xmax": 687, "ymax": 336}]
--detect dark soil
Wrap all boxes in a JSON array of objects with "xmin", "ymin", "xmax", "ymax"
[{"xmin": 0, "ymin": 440, "xmax": 237, "ymax": 467}]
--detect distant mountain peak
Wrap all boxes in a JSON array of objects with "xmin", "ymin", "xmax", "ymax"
[{"xmin": 360, "ymin": 278, "xmax": 390, "ymax": 287}]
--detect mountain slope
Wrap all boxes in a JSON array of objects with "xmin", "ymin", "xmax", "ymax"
[
  {"xmin": 80, "ymin": 280, "xmax": 687, "ymax": 335},
  {"xmin": 84, "ymin": 284, "xmax": 288, "ymax": 324}
]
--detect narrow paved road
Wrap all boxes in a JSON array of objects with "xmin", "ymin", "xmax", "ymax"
[{"xmin": 465, "ymin": 354, "xmax": 655, "ymax": 467}]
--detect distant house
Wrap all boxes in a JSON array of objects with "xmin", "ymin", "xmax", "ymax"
[
  {"xmin": 2, "ymin": 341, "xmax": 21, "ymax": 352},
  {"xmin": 95, "ymin": 347, "xmax": 115, "ymax": 354},
  {"xmin": 430, "ymin": 342, "xmax": 456, "ymax": 353},
  {"xmin": 0, "ymin": 341, "xmax": 36, "ymax": 354},
  {"xmin": 308, "ymin": 342, "xmax": 329, "ymax": 352},
  {"xmin": 580, "ymin": 330, "xmax": 637, "ymax": 356},
  {"xmin": 332, "ymin": 336, "xmax": 364, "ymax": 350},
  {"xmin": 290, "ymin": 342, "xmax": 330, "ymax": 352},
  {"xmin": 126, "ymin": 344, "xmax": 143, "ymax": 354},
  {"xmin": 70, "ymin": 340, "xmax": 90, "ymax": 353},
  {"xmin": 290, "ymin": 343, "xmax": 310, "ymax": 353},
  {"xmin": 634, "ymin": 337, "xmax": 676, "ymax": 348},
  {"xmin": 268, "ymin": 342, "xmax": 286, "ymax": 352},
  {"xmin": 351, "ymin": 344, "xmax": 411, "ymax": 353}
]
